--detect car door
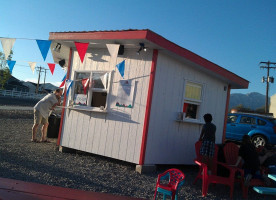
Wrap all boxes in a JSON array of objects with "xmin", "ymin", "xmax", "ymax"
[
  {"xmin": 232, "ymin": 116, "xmax": 257, "ymax": 140},
  {"xmin": 226, "ymin": 114, "xmax": 239, "ymax": 139}
]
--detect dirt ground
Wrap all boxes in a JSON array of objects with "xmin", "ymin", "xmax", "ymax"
[{"xmin": 0, "ymin": 97, "xmax": 275, "ymax": 199}]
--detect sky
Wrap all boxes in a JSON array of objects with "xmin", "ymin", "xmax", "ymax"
[{"xmin": 1, "ymin": 0, "xmax": 275, "ymax": 95}]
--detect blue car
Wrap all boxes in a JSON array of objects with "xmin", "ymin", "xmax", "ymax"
[{"xmin": 226, "ymin": 112, "xmax": 276, "ymax": 147}]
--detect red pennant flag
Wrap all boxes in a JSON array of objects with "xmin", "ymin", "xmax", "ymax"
[
  {"xmin": 74, "ymin": 42, "xmax": 89, "ymax": 63},
  {"xmin": 81, "ymin": 78, "xmax": 89, "ymax": 94},
  {"xmin": 59, "ymin": 74, "xmax": 67, "ymax": 88},
  {"xmin": 48, "ymin": 63, "xmax": 56, "ymax": 75},
  {"xmin": 59, "ymin": 80, "xmax": 65, "ymax": 88}
]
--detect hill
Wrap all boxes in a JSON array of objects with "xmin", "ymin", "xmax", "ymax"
[{"xmin": 229, "ymin": 92, "xmax": 267, "ymax": 110}]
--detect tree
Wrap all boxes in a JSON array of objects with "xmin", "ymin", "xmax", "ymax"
[
  {"xmin": 255, "ymin": 106, "xmax": 266, "ymax": 114},
  {"xmin": 0, "ymin": 51, "xmax": 13, "ymax": 89},
  {"xmin": 232, "ymin": 104, "xmax": 252, "ymax": 112}
]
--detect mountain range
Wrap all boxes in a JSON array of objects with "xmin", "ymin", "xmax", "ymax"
[{"xmin": 229, "ymin": 92, "xmax": 267, "ymax": 110}]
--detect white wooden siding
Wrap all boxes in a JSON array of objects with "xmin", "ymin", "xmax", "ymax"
[
  {"xmin": 60, "ymin": 49, "xmax": 152, "ymax": 164},
  {"xmin": 144, "ymin": 52, "xmax": 228, "ymax": 165}
]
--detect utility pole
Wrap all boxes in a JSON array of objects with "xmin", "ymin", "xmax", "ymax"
[
  {"xmin": 36, "ymin": 66, "xmax": 43, "ymax": 94},
  {"xmin": 260, "ymin": 61, "xmax": 276, "ymax": 113},
  {"xmin": 43, "ymin": 69, "xmax": 49, "ymax": 91}
]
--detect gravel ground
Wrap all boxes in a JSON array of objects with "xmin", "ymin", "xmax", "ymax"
[{"xmin": 0, "ymin": 107, "xmax": 275, "ymax": 199}]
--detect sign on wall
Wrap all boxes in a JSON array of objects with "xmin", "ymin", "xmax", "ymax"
[
  {"xmin": 74, "ymin": 94, "xmax": 87, "ymax": 106},
  {"xmin": 116, "ymin": 80, "xmax": 134, "ymax": 108}
]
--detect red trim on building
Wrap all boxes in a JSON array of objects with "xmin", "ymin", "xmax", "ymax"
[
  {"xmin": 139, "ymin": 49, "xmax": 158, "ymax": 165},
  {"xmin": 49, "ymin": 30, "xmax": 148, "ymax": 40},
  {"xmin": 222, "ymin": 85, "xmax": 231, "ymax": 143},
  {"xmin": 57, "ymin": 48, "xmax": 72, "ymax": 146}
]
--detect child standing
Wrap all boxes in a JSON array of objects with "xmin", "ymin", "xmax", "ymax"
[{"xmin": 199, "ymin": 113, "xmax": 216, "ymax": 175}]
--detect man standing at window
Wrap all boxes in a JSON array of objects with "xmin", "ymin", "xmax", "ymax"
[
  {"xmin": 32, "ymin": 89, "xmax": 62, "ymax": 142},
  {"xmin": 199, "ymin": 113, "xmax": 216, "ymax": 174}
]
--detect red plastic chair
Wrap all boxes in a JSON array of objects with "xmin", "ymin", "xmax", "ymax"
[
  {"xmin": 154, "ymin": 168, "xmax": 185, "ymax": 200},
  {"xmin": 194, "ymin": 141, "xmax": 238, "ymax": 198},
  {"xmin": 223, "ymin": 143, "xmax": 245, "ymax": 189},
  {"xmin": 224, "ymin": 142, "xmax": 266, "ymax": 199},
  {"xmin": 223, "ymin": 142, "xmax": 240, "ymax": 166},
  {"xmin": 193, "ymin": 141, "xmax": 218, "ymax": 184}
]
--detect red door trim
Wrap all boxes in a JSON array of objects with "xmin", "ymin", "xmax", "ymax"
[
  {"xmin": 57, "ymin": 48, "xmax": 72, "ymax": 146},
  {"xmin": 222, "ymin": 84, "xmax": 231, "ymax": 143},
  {"xmin": 139, "ymin": 49, "xmax": 158, "ymax": 165}
]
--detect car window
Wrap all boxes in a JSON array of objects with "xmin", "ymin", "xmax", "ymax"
[
  {"xmin": 240, "ymin": 116, "xmax": 256, "ymax": 125},
  {"xmin": 257, "ymin": 119, "xmax": 267, "ymax": 126},
  {"xmin": 266, "ymin": 118, "xmax": 276, "ymax": 125},
  {"xmin": 227, "ymin": 115, "xmax": 237, "ymax": 123}
]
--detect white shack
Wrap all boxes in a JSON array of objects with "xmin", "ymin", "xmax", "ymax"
[{"xmin": 49, "ymin": 29, "xmax": 249, "ymax": 171}]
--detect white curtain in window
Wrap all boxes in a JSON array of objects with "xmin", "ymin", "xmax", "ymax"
[{"xmin": 185, "ymin": 82, "xmax": 202, "ymax": 100}]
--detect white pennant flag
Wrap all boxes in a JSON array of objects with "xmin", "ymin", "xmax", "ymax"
[
  {"xmin": 28, "ymin": 62, "xmax": 36, "ymax": 74},
  {"xmin": 65, "ymin": 79, "xmax": 73, "ymax": 95},
  {"xmin": 0, "ymin": 38, "xmax": 16, "ymax": 59},
  {"xmin": 106, "ymin": 44, "xmax": 120, "ymax": 60},
  {"xmin": 100, "ymin": 73, "xmax": 108, "ymax": 89}
]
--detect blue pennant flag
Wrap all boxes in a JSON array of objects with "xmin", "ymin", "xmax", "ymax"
[
  {"xmin": 61, "ymin": 74, "xmax": 67, "ymax": 82},
  {"xmin": 116, "ymin": 60, "xmax": 125, "ymax": 78},
  {"xmin": 36, "ymin": 40, "xmax": 52, "ymax": 61},
  {"xmin": 7, "ymin": 60, "xmax": 16, "ymax": 73}
]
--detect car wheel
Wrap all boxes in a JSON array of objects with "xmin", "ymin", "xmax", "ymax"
[{"xmin": 251, "ymin": 135, "xmax": 266, "ymax": 148}]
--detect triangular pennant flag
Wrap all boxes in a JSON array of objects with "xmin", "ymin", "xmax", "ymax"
[
  {"xmin": 65, "ymin": 80, "xmax": 73, "ymax": 95},
  {"xmin": 59, "ymin": 74, "xmax": 67, "ymax": 88},
  {"xmin": 116, "ymin": 60, "xmax": 125, "ymax": 78},
  {"xmin": 106, "ymin": 44, "xmax": 120, "ymax": 59},
  {"xmin": 81, "ymin": 78, "xmax": 89, "ymax": 94},
  {"xmin": 74, "ymin": 42, "xmax": 89, "ymax": 63},
  {"xmin": 99, "ymin": 73, "xmax": 108, "ymax": 89},
  {"xmin": 0, "ymin": 38, "xmax": 16, "ymax": 60},
  {"xmin": 28, "ymin": 62, "xmax": 36, "ymax": 74},
  {"xmin": 36, "ymin": 40, "xmax": 52, "ymax": 61},
  {"xmin": 47, "ymin": 63, "xmax": 55, "ymax": 75},
  {"xmin": 7, "ymin": 60, "xmax": 16, "ymax": 74}
]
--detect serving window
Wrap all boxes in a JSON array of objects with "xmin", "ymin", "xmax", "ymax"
[
  {"xmin": 72, "ymin": 71, "xmax": 111, "ymax": 111},
  {"xmin": 182, "ymin": 81, "xmax": 203, "ymax": 120}
]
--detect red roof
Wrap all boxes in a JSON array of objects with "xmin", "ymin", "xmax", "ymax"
[{"xmin": 49, "ymin": 29, "xmax": 248, "ymax": 89}]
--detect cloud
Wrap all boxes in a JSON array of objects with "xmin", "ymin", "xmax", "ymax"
[
  {"xmin": 24, "ymin": 78, "xmax": 37, "ymax": 83},
  {"xmin": 52, "ymin": 82, "xmax": 62, "ymax": 87}
]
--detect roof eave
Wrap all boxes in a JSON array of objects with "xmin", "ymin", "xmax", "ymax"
[{"xmin": 49, "ymin": 29, "xmax": 249, "ymax": 89}]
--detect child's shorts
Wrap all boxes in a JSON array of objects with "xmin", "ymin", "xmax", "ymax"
[{"xmin": 200, "ymin": 140, "xmax": 215, "ymax": 157}]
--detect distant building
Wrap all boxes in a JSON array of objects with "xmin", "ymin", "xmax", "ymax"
[
  {"xmin": 269, "ymin": 94, "xmax": 276, "ymax": 117},
  {"xmin": 21, "ymin": 81, "xmax": 59, "ymax": 94},
  {"xmin": 3, "ymin": 76, "xmax": 29, "ymax": 92},
  {"xmin": 21, "ymin": 81, "xmax": 36, "ymax": 93},
  {"xmin": 0, "ymin": 75, "xmax": 58, "ymax": 94}
]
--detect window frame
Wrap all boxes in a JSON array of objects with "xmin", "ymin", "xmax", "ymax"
[
  {"xmin": 71, "ymin": 70, "xmax": 112, "ymax": 112},
  {"xmin": 181, "ymin": 80, "xmax": 204, "ymax": 122}
]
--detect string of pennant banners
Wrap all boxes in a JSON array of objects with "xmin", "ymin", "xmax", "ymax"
[{"xmin": 0, "ymin": 37, "xmax": 126, "ymax": 95}]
